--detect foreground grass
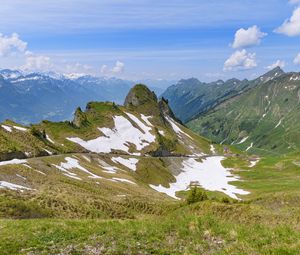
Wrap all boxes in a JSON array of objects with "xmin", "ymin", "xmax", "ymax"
[{"xmin": 1, "ymin": 200, "xmax": 300, "ymax": 255}]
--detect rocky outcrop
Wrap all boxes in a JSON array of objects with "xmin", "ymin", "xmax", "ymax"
[
  {"xmin": 72, "ymin": 107, "xmax": 88, "ymax": 128},
  {"xmin": 124, "ymin": 84, "xmax": 157, "ymax": 107}
]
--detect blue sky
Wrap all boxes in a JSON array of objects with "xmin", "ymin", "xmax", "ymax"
[{"xmin": 0, "ymin": 0, "xmax": 300, "ymax": 81}]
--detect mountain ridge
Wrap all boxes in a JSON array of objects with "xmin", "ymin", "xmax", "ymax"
[
  {"xmin": 0, "ymin": 69, "xmax": 174, "ymax": 124},
  {"xmin": 187, "ymin": 68, "xmax": 300, "ymax": 155}
]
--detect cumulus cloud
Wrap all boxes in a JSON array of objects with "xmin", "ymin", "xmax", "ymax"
[
  {"xmin": 100, "ymin": 61, "xmax": 125, "ymax": 75},
  {"xmin": 293, "ymin": 53, "xmax": 300, "ymax": 64},
  {"xmin": 0, "ymin": 33, "xmax": 27, "ymax": 57},
  {"xmin": 266, "ymin": 60, "xmax": 286, "ymax": 70},
  {"xmin": 275, "ymin": 6, "xmax": 300, "ymax": 36},
  {"xmin": 21, "ymin": 51, "xmax": 53, "ymax": 71},
  {"xmin": 224, "ymin": 49, "xmax": 257, "ymax": 71},
  {"xmin": 111, "ymin": 60, "xmax": 125, "ymax": 74},
  {"xmin": 65, "ymin": 62, "xmax": 92, "ymax": 74},
  {"xmin": 232, "ymin": 25, "xmax": 267, "ymax": 49}
]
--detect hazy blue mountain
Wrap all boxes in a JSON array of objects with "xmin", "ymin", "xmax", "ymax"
[
  {"xmin": 161, "ymin": 67, "xmax": 285, "ymax": 123},
  {"xmin": 0, "ymin": 70, "xmax": 176, "ymax": 124}
]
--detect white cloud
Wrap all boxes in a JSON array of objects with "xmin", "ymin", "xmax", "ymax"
[
  {"xmin": 65, "ymin": 62, "xmax": 92, "ymax": 74},
  {"xmin": 0, "ymin": 33, "xmax": 27, "ymax": 57},
  {"xmin": 111, "ymin": 60, "xmax": 125, "ymax": 74},
  {"xmin": 266, "ymin": 60, "xmax": 286, "ymax": 70},
  {"xmin": 232, "ymin": 25, "xmax": 267, "ymax": 49},
  {"xmin": 275, "ymin": 6, "xmax": 300, "ymax": 36},
  {"xmin": 21, "ymin": 51, "xmax": 53, "ymax": 71},
  {"xmin": 100, "ymin": 64, "xmax": 108, "ymax": 74},
  {"xmin": 100, "ymin": 61, "xmax": 125, "ymax": 75},
  {"xmin": 293, "ymin": 53, "xmax": 300, "ymax": 64},
  {"xmin": 224, "ymin": 49, "xmax": 257, "ymax": 71}
]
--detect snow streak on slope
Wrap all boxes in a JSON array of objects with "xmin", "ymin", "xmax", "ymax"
[
  {"xmin": 1, "ymin": 125, "xmax": 12, "ymax": 132},
  {"xmin": 13, "ymin": 126, "xmax": 27, "ymax": 131},
  {"xmin": 0, "ymin": 181, "xmax": 32, "ymax": 191},
  {"xmin": 0, "ymin": 159, "xmax": 27, "ymax": 166},
  {"xmin": 112, "ymin": 157, "xmax": 139, "ymax": 171},
  {"xmin": 53, "ymin": 157, "xmax": 101, "ymax": 180},
  {"xmin": 98, "ymin": 159, "xmax": 120, "ymax": 174},
  {"xmin": 165, "ymin": 116, "xmax": 192, "ymax": 139},
  {"xmin": 112, "ymin": 177, "xmax": 136, "ymax": 185},
  {"xmin": 236, "ymin": 136, "xmax": 249, "ymax": 145},
  {"xmin": 150, "ymin": 156, "xmax": 249, "ymax": 200},
  {"xmin": 67, "ymin": 113, "xmax": 156, "ymax": 154},
  {"xmin": 246, "ymin": 143, "xmax": 253, "ymax": 151}
]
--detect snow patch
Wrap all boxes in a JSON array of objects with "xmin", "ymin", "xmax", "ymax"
[
  {"xmin": 246, "ymin": 143, "xmax": 253, "ymax": 151},
  {"xmin": 0, "ymin": 158, "xmax": 27, "ymax": 166},
  {"xmin": 98, "ymin": 159, "xmax": 120, "ymax": 174},
  {"xmin": 210, "ymin": 145, "xmax": 216, "ymax": 154},
  {"xmin": 1, "ymin": 125, "xmax": 12, "ymax": 132},
  {"xmin": 275, "ymin": 118, "xmax": 283, "ymax": 129},
  {"xmin": 34, "ymin": 170, "xmax": 46, "ymax": 176},
  {"xmin": 150, "ymin": 156, "xmax": 249, "ymax": 200},
  {"xmin": 0, "ymin": 181, "xmax": 32, "ymax": 191},
  {"xmin": 11, "ymin": 76, "xmax": 41, "ymax": 83},
  {"xmin": 53, "ymin": 157, "xmax": 101, "ymax": 179},
  {"xmin": 13, "ymin": 126, "xmax": 27, "ymax": 131},
  {"xmin": 140, "ymin": 114, "xmax": 153, "ymax": 126},
  {"xmin": 112, "ymin": 157, "xmax": 139, "ymax": 171},
  {"xmin": 158, "ymin": 130, "xmax": 165, "ymax": 136},
  {"xmin": 67, "ymin": 114, "xmax": 156, "ymax": 154},
  {"xmin": 165, "ymin": 116, "xmax": 192, "ymax": 139},
  {"xmin": 249, "ymin": 159, "xmax": 260, "ymax": 167},
  {"xmin": 43, "ymin": 148, "xmax": 53, "ymax": 155},
  {"xmin": 46, "ymin": 135, "xmax": 55, "ymax": 144},
  {"xmin": 236, "ymin": 136, "xmax": 249, "ymax": 145},
  {"xmin": 16, "ymin": 174, "xmax": 26, "ymax": 180},
  {"xmin": 81, "ymin": 155, "xmax": 91, "ymax": 162},
  {"xmin": 112, "ymin": 177, "xmax": 136, "ymax": 185}
]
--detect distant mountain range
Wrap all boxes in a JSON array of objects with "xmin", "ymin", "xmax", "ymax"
[
  {"xmin": 0, "ymin": 69, "xmax": 173, "ymax": 124},
  {"xmin": 162, "ymin": 67, "xmax": 300, "ymax": 154},
  {"xmin": 161, "ymin": 67, "xmax": 284, "ymax": 123}
]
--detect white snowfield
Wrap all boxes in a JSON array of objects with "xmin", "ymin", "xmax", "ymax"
[
  {"xmin": 0, "ymin": 158, "xmax": 27, "ymax": 166},
  {"xmin": 0, "ymin": 181, "xmax": 32, "ymax": 192},
  {"xmin": 112, "ymin": 157, "xmax": 139, "ymax": 171},
  {"xmin": 53, "ymin": 157, "xmax": 102, "ymax": 180},
  {"xmin": 150, "ymin": 156, "xmax": 249, "ymax": 200},
  {"xmin": 165, "ymin": 116, "xmax": 192, "ymax": 139},
  {"xmin": 98, "ymin": 159, "xmax": 120, "ymax": 174},
  {"xmin": 13, "ymin": 126, "xmax": 27, "ymax": 131},
  {"xmin": 67, "ymin": 113, "xmax": 156, "ymax": 154},
  {"xmin": 1, "ymin": 125, "xmax": 12, "ymax": 132}
]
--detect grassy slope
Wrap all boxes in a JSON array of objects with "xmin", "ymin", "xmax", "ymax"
[
  {"xmin": 1, "ymin": 151, "xmax": 300, "ymax": 254},
  {"xmin": 1, "ymin": 199, "xmax": 300, "ymax": 255},
  {"xmin": 187, "ymin": 73, "xmax": 300, "ymax": 155},
  {"xmin": 0, "ymin": 153, "xmax": 179, "ymax": 219}
]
